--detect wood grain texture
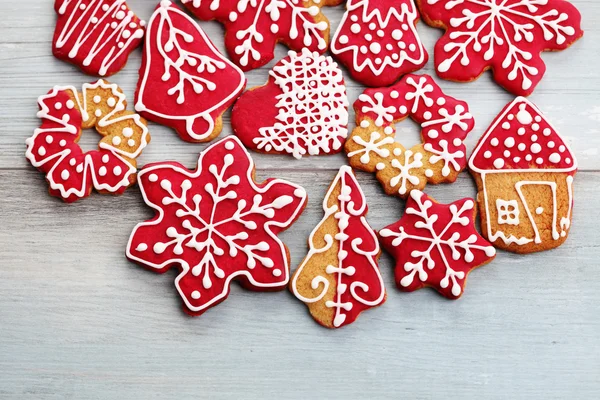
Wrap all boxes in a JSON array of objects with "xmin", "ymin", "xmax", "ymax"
[{"xmin": 0, "ymin": 1, "xmax": 598, "ymax": 399}]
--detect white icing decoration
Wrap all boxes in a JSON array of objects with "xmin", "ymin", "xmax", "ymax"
[{"xmin": 496, "ymin": 198, "xmax": 519, "ymax": 225}]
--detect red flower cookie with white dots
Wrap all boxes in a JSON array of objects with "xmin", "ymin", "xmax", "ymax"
[
  {"xmin": 53, "ymin": 0, "xmax": 145, "ymax": 76},
  {"xmin": 345, "ymin": 74, "xmax": 474, "ymax": 198},
  {"xmin": 331, "ymin": 0, "xmax": 428, "ymax": 87},
  {"xmin": 126, "ymin": 136, "xmax": 307, "ymax": 316},
  {"xmin": 417, "ymin": 0, "xmax": 583, "ymax": 96},
  {"xmin": 26, "ymin": 80, "xmax": 150, "ymax": 203},
  {"xmin": 380, "ymin": 190, "xmax": 496, "ymax": 299},
  {"xmin": 181, "ymin": 0, "xmax": 342, "ymax": 71},
  {"xmin": 469, "ymin": 97, "xmax": 577, "ymax": 253}
]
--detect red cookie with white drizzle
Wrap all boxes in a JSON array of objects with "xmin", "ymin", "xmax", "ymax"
[
  {"xmin": 232, "ymin": 48, "xmax": 349, "ymax": 159},
  {"xmin": 290, "ymin": 166, "xmax": 385, "ymax": 328},
  {"xmin": 380, "ymin": 190, "xmax": 496, "ymax": 299},
  {"xmin": 331, "ymin": 0, "xmax": 428, "ymax": 87},
  {"xmin": 126, "ymin": 136, "xmax": 307, "ymax": 316},
  {"xmin": 53, "ymin": 0, "xmax": 145, "ymax": 77},
  {"xmin": 25, "ymin": 80, "xmax": 150, "ymax": 203},
  {"xmin": 346, "ymin": 74, "xmax": 474, "ymax": 198},
  {"xmin": 417, "ymin": 0, "xmax": 583, "ymax": 96},
  {"xmin": 181, "ymin": 0, "xmax": 341, "ymax": 71},
  {"xmin": 135, "ymin": 1, "xmax": 246, "ymax": 143},
  {"xmin": 469, "ymin": 97, "xmax": 577, "ymax": 253}
]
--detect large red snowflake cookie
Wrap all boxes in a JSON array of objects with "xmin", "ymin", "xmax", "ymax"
[
  {"xmin": 469, "ymin": 97, "xmax": 577, "ymax": 253},
  {"xmin": 135, "ymin": 1, "xmax": 246, "ymax": 143},
  {"xmin": 126, "ymin": 136, "xmax": 307, "ymax": 316},
  {"xmin": 380, "ymin": 190, "xmax": 496, "ymax": 299},
  {"xmin": 25, "ymin": 80, "xmax": 150, "ymax": 203},
  {"xmin": 53, "ymin": 0, "xmax": 145, "ymax": 76},
  {"xmin": 290, "ymin": 166, "xmax": 385, "ymax": 328},
  {"xmin": 417, "ymin": 0, "xmax": 583, "ymax": 96},
  {"xmin": 232, "ymin": 48, "xmax": 349, "ymax": 159},
  {"xmin": 345, "ymin": 74, "xmax": 474, "ymax": 198},
  {"xmin": 331, "ymin": 0, "xmax": 428, "ymax": 87},
  {"xmin": 181, "ymin": 0, "xmax": 341, "ymax": 71}
]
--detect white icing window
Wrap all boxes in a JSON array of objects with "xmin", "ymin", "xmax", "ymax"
[{"xmin": 496, "ymin": 199, "xmax": 520, "ymax": 225}]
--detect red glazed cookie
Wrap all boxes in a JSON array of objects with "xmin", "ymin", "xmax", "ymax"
[
  {"xmin": 345, "ymin": 74, "xmax": 474, "ymax": 198},
  {"xmin": 232, "ymin": 49, "xmax": 349, "ymax": 159},
  {"xmin": 25, "ymin": 80, "xmax": 150, "ymax": 203},
  {"xmin": 469, "ymin": 97, "xmax": 577, "ymax": 253},
  {"xmin": 53, "ymin": 0, "xmax": 145, "ymax": 76},
  {"xmin": 126, "ymin": 136, "xmax": 307, "ymax": 316},
  {"xmin": 331, "ymin": 0, "xmax": 428, "ymax": 87},
  {"xmin": 181, "ymin": 0, "xmax": 341, "ymax": 71},
  {"xmin": 290, "ymin": 166, "xmax": 385, "ymax": 328},
  {"xmin": 380, "ymin": 190, "xmax": 496, "ymax": 299},
  {"xmin": 135, "ymin": 1, "xmax": 246, "ymax": 143},
  {"xmin": 417, "ymin": 0, "xmax": 583, "ymax": 96}
]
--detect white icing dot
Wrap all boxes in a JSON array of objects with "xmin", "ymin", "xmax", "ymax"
[
  {"xmin": 532, "ymin": 123, "xmax": 539, "ymax": 131},
  {"xmin": 425, "ymin": 169, "xmax": 433, "ymax": 177},
  {"xmin": 55, "ymin": 102, "xmax": 62, "ymax": 110},
  {"xmin": 351, "ymin": 23, "xmax": 361, "ymax": 34},
  {"xmin": 548, "ymin": 141, "xmax": 555, "ymax": 148},
  {"xmin": 107, "ymin": 98, "xmax": 116, "ymax": 107},
  {"xmin": 60, "ymin": 139, "xmax": 66, "ymax": 147},
  {"xmin": 294, "ymin": 188, "xmax": 306, "ymax": 198},
  {"xmin": 392, "ymin": 29, "xmax": 402, "ymax": 40},
  {"xmin": 543, "ymin": 128, "xmax": 551, "ymax": 136},
  {"xmin": 359, "ymin": 45, "xmax": 368, "ymax": 54},
  {"xmin": 525, "ymin": 154, "xmax": 532, "ymax": 161},
  {"xmin": 493, "ymin": 158, "xmax": 504, "ymax": 169},
  {"xmin": 149, "ymin": 173, "xmax": 158, "ymax": 182},
  {"xmin": 376, "ymin": 162, "xmax": 385, "ymax": 170},
  {"xmin": 270, "ymin": 24, "xmax": 278, "ymax": 33},
  {"xmin": 46, "ymin": 135, "xmax": 53, "ymax": 144},
  {"xmin": 423, "ymin": 111, "xmax": 432, "ymax": 120},
  {"xmin": 516, "ymin": 105, "xmax": 532, "ymax": 124},
  {"xmin": 102, "ymin": 154, "xmax": 109, "ymax": 163},
  {"xmin": 453, "ymin": 138, "xmax": 461, "ymax": 146},
  {"xmin": 338, "ymin": 35, "xmax": 349, "ymax": 44},
  {"xmin": 484, "ymin": 151, "xmax": 492, "ymax": 159},
  {"xmin": 128, "ymin": 139, "xmax": 136, "ymax": 147},
  {"xmin": 360, "ymin": 120, "xmax": 370, "ymax": 128},
  {"xmin": 518, "ymin": 143, "xmax": 526, "ymax": 151},
  {"xmin": 409, "ymin": 43, "xmax": 416, "ymax": 51},
  {"xmin": 38, "ymin": 146, "xmax": 46, "ymax": 156},
  {"xmin": 99, "ymin": 166, "xmax": 107, "ymax": 176},
  {"xmin": 566, "ymin": 158, "xmax": 571, "ymax": 164},
  {"xmin": 229, "ymin": 12, "xmax": 237, "ymax": 21},
  {"xmin": 502, "ymin": 122, "xmax": 510, "ymax": 130},
  {"xmin": 531, "ymin": 143, "xmax": 542, "ymax": 154},
  {"xmin": 390, "ymin": 90, "xmax": 399, "ymax": 99},
  {"xmin": 377, "ymin": 30, "xmax": 384, "ymax": 37},
  {"xmin": 503, "ymin": 150, "xmax": 510, "ymax": 157},
  {"xmin": 536, "ymin": 157, "xmax": 543, "ymax": 165},
  {"xmin": 536, "ymin": 207, "xmax": 544, "ymax": 215},
  {"xmin": 350, "ymin": 15, "xmax": 358, "ymax": 22},
  {"xmin": 384, "ymin": 126, "xmax": 393, "ymax": 135},
  {"xmin": 61, "ymin": 169, "xmax": 70, "ymax": 180},
  {"xmin": 531, "ymin": 134, "xmax": 538, "ymax": 142},
  {"xmin": 66, "ymin": 100, "xmax": 75, "ymax": 109},
  {"xmin": 504, "ymin": 137, "xmax": 515, "ymax": 148},
  {"xmin": 508, "ymin": 114, "xmax": 514, "ymax": 121},
  {"xmin": 112, "ymin": 136, "xmax": 121, "ymax": 146},
  {"xmin": 369, "ymin": 42, "xmax": 381, "ymax": 54},
  {"xmin": 428, "ymin": 129, "xmax": 438, "ymax": 139},
  {"xmin": 517, "ymin": 127, "xmax": 526, "ymax": 135},
  {"xmin": 93, "ymin": 95, "xmax": 101, "ymax": 104},
  {"xmin": 365, "ymin": 33, "xmax": 373, "ymax": 41},
  {"xmin": 272, "ymin": 269, "xmax": 282, "ymax": 277},
  {"xmin": 76, "ymin": 164, "xmax": 83, "ymax": 173},
  {"xmin": 559, "ymin": 145, "xmax": 566, "ymax": 152},
  {"xmin": 69, "ymin": 158, "xmax": 76, "ymax": 166},
  {"xmin": 513, "ymin": 157, "xmax": 521, "ymax": 163},
  {"xmin": 490, "ymin": 138, "xmax": 499, "ymax": 147},
  {"xmin": 191, "ymin": 291, "xmax": 201, "ymax": 300},
  {"xmin": 95, "ymin": 109, "xmax": 102, "ymax": 117},
  {"xmin": 393, "ymin": 148, "xmax": 402, "ymax": 156},
  {"xmin": 549, "ymin": 153, "xmax": 561, "ymax": 163},
  {"xmin": 225, "ymin": 141, "xmax": 235, "ymax": 150},
  {"xmin": 399, "ymin": 105, "xmax": 407, "ymax": 114},
  {"xmin": 113, "ymin": 166, "xmax": 122, "ymax": 176},
  {"xmin": 437, "ymin": 97, "xmax": 446, "ymax": 106},
  {"xmin": 122, "ymin": 127, "xmax": 133, "ymax": 137},
  {"xmin": 368, "ymin": 22, "xmax": 376, "ymax": 30}
]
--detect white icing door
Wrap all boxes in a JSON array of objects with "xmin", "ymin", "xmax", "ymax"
[{"xmin": 515, "ymin": 181, "xmax": 559, "ymax": 244}]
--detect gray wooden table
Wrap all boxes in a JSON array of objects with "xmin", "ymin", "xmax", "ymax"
[{"xmin": 1, "ymin": 1, "xmax": 599, "ymax": 399}]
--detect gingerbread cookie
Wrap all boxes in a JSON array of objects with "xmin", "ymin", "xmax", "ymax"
[
  {"xmin": 53, "ymin": 0, "xmax": 145, "ymax": 76},
  {"xmin": 25, "ymin": 80, "xmax": 150, "ymax": 203},
  {"xmin": 290, "ymin": 166, "xmax": 385, "ymax": 328},
  {"xmin": 331, "ymin": 0, "xmax": 428, "ymax": 87},
  {"xmin": 417, "ymin": 0, "xmax": 583, "ymax": 96},
  {"xmin": 126, "ymin": 136, "xmax": 307, "ymax": 316},
  {"xmin": 135, "ymin": 1, "xmax": 246, "ymax": 143},
  {"xmin": 345, "ymin": 74, "xmax": 474, "ymax": 198},
  {"xmin": 181, "ymin": 0, "xmax": 341, "ymax": 71},
  {"xmin": 380, "ymin": 190, "xmax": 496, "ymax": 299},
  {"xmin": 232, "ymin": 49, "xmax": 349, "ymax": 159},
  {"xmin": 469, "ymin": 97, "xmax": 576, "ymax": 254}
]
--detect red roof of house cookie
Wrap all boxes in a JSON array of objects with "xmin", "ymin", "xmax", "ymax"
[{"xmin": 469, "ymin": 97, "xmax": 577, "ymax": 174}]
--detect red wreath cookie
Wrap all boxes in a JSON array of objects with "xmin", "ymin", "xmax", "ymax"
[
  {"xmin": 380, "ymin": 190, "xmax": 496, "ymax": 299},
  {"xmin": 126, "ymin": 136, "xmax": 307, "ymax": 316},
  {"xmin": 417, "ymin": 0, "xmax": 583, "ymax": 96},
  {"xmin": 290, "ymin": 166, "xmax": 385, "ymax": 328},
  {"xmin": 331, "ymin": 0, "xmax": 428, "ymax": 87},
  {"xmin": 469, "ymin": 97, "xmax": 576, "ymax": 253},
  {"xmin": 135, "ymin": 1, "xmax": 246, "ymax": 143},
  {"xmin": 53, "ymin": 0, "xmax": 145, "ymax": 76},
  {"xmin": 345, "ymin": 74, "xmax": 474, "ymax": 198},
  {"xmin": 25, "ymin": 80, "xmax": 150, "ymax": 203},
  {"xmin": 181, "ymin": 0, "xmax": 341, "ymax": 71},
  {"xmin": 232, "ymin": 48, "xmax": 349, "ymax": 159}
]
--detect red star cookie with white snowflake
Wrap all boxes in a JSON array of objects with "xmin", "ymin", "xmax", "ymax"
[
  {"xmin": 25, "ymin": 80, "xmax": 150, "ymax": 203},
  {"xmin": 181, "ymin": 0, "xmax": 341, "ymax": 71},
  {"xmin": 53, "ymin": 0, "xmax": 145, "ymax": 76},
  {"xmin": 126, "ymin": 136, "xmax": 307, "ymax": 316},
  {"xmin": 232, "ymin": 49, "xmax": 349, "ymax": 159},
  {"xmin": 380, "ymin": 190, "xmax": 496, "ymax": 299},
  {"xmin": 346, "ymin": 74, "xmax": 474, "ymax": 198},
  {"xmin": 290, "ymin": 166, "xmax": 385, "ymax": 328},
  {"xmin": 135, "ymin": 1, "xmax": 246, "ymax": 143},
  {"xmin": 331, "ymin": 0, "xmax": 428, "ymax": 87},
  {"xmin": 417, "ymin": 0, "xmax": 583, "ymax": 96}
]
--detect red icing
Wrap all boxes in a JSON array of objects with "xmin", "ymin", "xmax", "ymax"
[
  {"xmin": 126, "ymin": 136, "xmax": 307, "ymax": 316},
  {"xmin": 331, "ymin": 0, "xmax": 428, "ymax": 87},
  {"xmin": 52, "ymin": 0, "xmax": 145, "ymax": 77},
  {"xmin": 418, "ymin": 0, "xmax": 583, "ymax": 96},
  {"xmin": 135, "ymin": 1, "xmax": 246, "ymax": 143}
]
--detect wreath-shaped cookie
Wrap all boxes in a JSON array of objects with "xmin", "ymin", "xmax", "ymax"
[
  {"xmin": 345, "ymin": 74, "xmax": 474, "ymax": 198},
  {"xmin": 25, "ymin": 80, "xmax": 150, "ymax": 203}
]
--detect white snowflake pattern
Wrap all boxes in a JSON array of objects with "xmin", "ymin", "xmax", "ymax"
[{"xmin": 389, "ymin": 149, "xmax": 423, "ymax": 195}]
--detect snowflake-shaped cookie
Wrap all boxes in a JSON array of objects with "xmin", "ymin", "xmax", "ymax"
[
  {"xmin": 380, "ymin": 190, "xmax": 496, "ymax": 299},
  {"xmin": 25, "ymin": 80, "xmax": 150, "ymax": 203},
  {"xmin": 181, "ymin": 0, "xmax": 341, "ymax": 70},
  {"xmin": 232, "ymin": 48, "xmax": 349, "ymax": 159},
  {"xmin": 417, "ymin": 0, "xmax": 583, "ymax": 96},
  {"xmin": 346, "ymin": 74, "xmax": 474, "ymax": 198},
  {"xmin": 126, "ymin": 136, "xmax": 307, "ymax": 316}
]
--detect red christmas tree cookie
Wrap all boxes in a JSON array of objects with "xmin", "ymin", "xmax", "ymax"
[{"xmin": 126, "ymin": 136, "xmax": 308, "ymax": 316}]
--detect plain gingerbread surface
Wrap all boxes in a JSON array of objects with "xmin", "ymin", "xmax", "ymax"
[{"xmin": 0, "ymin": 0, "xmax": 599, "ymax": 399}]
